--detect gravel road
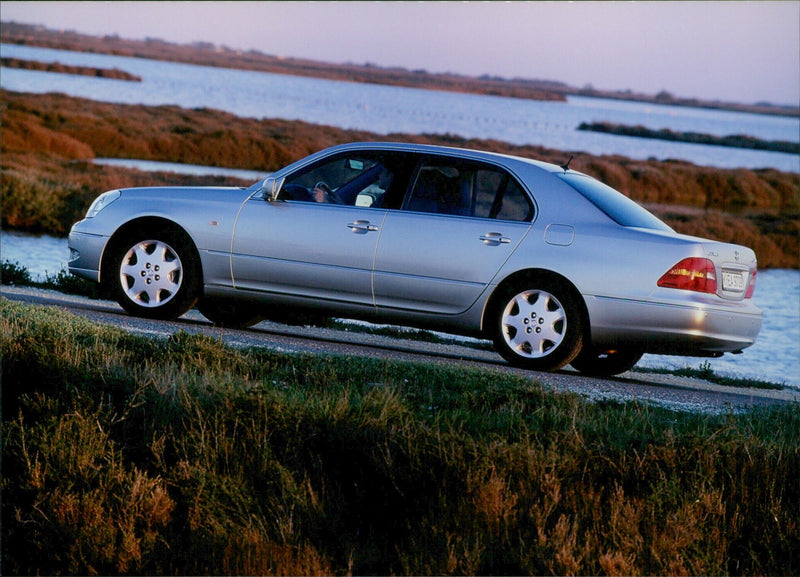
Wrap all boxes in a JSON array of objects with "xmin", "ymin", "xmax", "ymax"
[{"xmin": 3, "ymin": 285, "xmax": 798, "ymax": 414}]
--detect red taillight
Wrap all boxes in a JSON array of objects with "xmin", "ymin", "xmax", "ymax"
[
  {"xmin": 745, "ymin": 268, "xmax": 757, "ymax": 299},
  {"xmin": 658, "ymin": 258, "xmax": 718, "ymax": 294}
]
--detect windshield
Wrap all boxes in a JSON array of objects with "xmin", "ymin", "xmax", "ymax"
[{"xmin": 559, "ymin": 173, "xmax": 672, "ymax": 232}]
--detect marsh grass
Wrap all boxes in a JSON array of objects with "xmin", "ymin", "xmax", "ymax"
[
  {"xmin": 2, "ymin": 299, "xmax": 798, "ymax": 575},
  {"xmin": 2, "ymin": 90, "xmax": 798, "ymax": 267}
]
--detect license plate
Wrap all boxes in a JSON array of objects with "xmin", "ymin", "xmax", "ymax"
[{"xmin": 722, "ymin": 271, "xmax": 745, "ymax": 291}]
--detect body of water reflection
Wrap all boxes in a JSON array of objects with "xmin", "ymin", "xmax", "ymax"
[
  {"xmin": 2, "ymin": 43, "xmax": 798, "ymax": 172},
  {"xmin": 93, "ymin": 158, "xmax": 269, "ymax": 181},
  {"xmin": 2, "ymin": 230, "xmax": 797, "ymax": 388}
]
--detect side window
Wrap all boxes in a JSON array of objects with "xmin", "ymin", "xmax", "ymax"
[
  {"xmin": 405, "ymin": 164, "xmax": 470, "ymax": 216},
  {"xmin": 280, "ymin": 154, "xmax": 394, "ymax": 207},
  {"xmin": 405, "ymin": 158, "xmax": 533, "ymax": 222}
]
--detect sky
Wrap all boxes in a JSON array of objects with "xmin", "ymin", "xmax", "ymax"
[{"xmin": 1, "ymin": 1, "xmax": 798, "ymax": 106}]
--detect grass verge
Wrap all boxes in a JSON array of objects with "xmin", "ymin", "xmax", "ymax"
[
  {"xmin": 634, "ymin": 362, "xmax": 785, "ymax": 391},
  {"xmin": 2, "ymin": 299, "xmax": 798, "ymax": 575},
  {"xmin": 1, "ymin": 259, "xmax": 785, "ymax": 391}
]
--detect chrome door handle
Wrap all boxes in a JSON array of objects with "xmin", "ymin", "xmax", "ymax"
[
  {"xmin": 347, "ymin": 220, "xmax": 379, "ymax": 233},
  {"xmin": 479, "ymin": 232, "xmax": 511, "ymax": 244}
]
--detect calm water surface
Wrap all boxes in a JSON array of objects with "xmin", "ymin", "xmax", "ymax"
[
  {"xmin": 1, "ymin": 230, "xmax": 797, "ymax": 388},
  {"xmin": 93, "ymin": 158, "xmax": 269, "ymax": 181},
  {"xmin": 2, "ymin": 43, "xmax": 798, "ymax": 172}
]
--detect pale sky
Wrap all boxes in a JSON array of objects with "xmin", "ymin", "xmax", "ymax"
[{"xmin": 1, "ymin": 1, "xmax": 798, "ymax": 106}]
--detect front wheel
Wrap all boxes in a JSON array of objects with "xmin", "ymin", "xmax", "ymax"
[
  {"xmin": 492, "ymin": 278, "xmax": 584, "ymax": 372},
  {"xmin": 570, "ymin": 347, "xmax": 644, "ymax": 377},
  {"xmin": 106, "ymin": 230, "xmax": 199, "ymax": 320}
]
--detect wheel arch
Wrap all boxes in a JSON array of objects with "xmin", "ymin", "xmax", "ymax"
[
  {"xmin": 100, "ymin": 216, "xmax": 203, "ymax": 289},
  {"xmin": 482, "ymin": 268, "xmax": 591, "ymax": 340}
]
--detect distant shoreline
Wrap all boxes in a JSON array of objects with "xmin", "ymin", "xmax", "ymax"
[
  {"xmin": 1, "ymin": 57, "xmax": 142, "ymax": 82},
  {"xmin": 578, "ymin": 122, "xmax": 799, "ymax": 154},
  {"xmin": 2, "ymin": 21, "xmax": 797, "ymax": 118}
]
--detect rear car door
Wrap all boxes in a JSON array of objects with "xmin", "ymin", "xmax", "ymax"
[{"xmin": 373, "ymin": 157, "xmax": 534, "ymax": 314}]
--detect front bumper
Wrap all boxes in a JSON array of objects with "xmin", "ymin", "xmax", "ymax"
[{"xmin": 67, "ymin": 227, "xmax": 109, "ymax": 284}]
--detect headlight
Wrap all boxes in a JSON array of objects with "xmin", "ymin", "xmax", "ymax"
[{"xmin": 85, "ymin": 190, "xmax": 121, "ymax": 218}]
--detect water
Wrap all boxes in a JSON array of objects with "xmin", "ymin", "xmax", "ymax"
[
  {"xmin": 2, "ymin": 43, "xmax": 798, "ymax": 173},
  {"xmin": 1, "ymin": 230, "xmax": 797, "ymax": 388},
  {"xmin": 93, "ymin": 158, "xmax": 269, "ymax": 181},
  {"xmin": 1, "ymin": 231, "xmax": 69, "ymax": 278}
]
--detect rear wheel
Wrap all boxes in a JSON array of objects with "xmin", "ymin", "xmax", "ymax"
[
  {"xmin": 105, "ymin": 228, "xmax": 199, "ymax": 320},
  {"xmin": 570, "ymin": 347, "xmax": 644, "ymax": 377},
  {"xmin": 197, "ymin": 298, "xmax": 264, "ymax": 329},
  {"xmin": 492, "ymin": 277, "xmax": 584, "ymax": 372}
]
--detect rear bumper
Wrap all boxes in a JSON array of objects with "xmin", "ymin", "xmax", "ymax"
[
  {"xmin": 67, "ymin": 228, "xmax": 108, "ymax": 284},
  {"xmin": 585, "ymin": 294, "xmax": 763, "ymax": 355}
]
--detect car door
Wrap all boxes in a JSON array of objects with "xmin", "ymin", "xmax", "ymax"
[
  {"xmin": 230, "ymin": 153, "xmax": 396, "ymax": 306},
  {"xmin": 373, "ymin": 157, "xmax": 534, "ymax": 314},
  {"xmin": 231, "ymin": 199, "xmax": 386, "ymax": 305}
]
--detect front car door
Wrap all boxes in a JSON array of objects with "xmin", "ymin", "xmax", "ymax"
[
  {"xmin": 373, "ymin": 156, "xmax": 535, "ymax": 314},
  {"xmin": 231, "ymin": 152, "xmax": 401, "ymax": 306}
]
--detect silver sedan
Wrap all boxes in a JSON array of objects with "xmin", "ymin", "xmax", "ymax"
[{"xmin": 68, "ymin": 142, "xmax": 762, "ymax": 376}]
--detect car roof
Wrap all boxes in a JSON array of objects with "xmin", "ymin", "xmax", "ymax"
[{"xmin": 317, "ymin": 141, "xmax": 568, "ymax": 175}]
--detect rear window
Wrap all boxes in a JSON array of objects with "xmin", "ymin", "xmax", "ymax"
[{"xmin": 559, "ymin": 173, "xmax": 672, "ymax": 231}]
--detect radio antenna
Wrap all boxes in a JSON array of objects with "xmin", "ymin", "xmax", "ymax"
[{"xmin": 560, "ymin": 155, "xmax": 574, "ymax": 172}]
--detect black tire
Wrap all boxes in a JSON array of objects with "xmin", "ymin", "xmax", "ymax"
[
  {"xmin": 570, "ymin": 347, "xmax": 644, "ymax": 377},
  {"xmin": 196, "ymin": 298, "xmax": 264, "ymax": 329},
  {"xmin": 491, "ymin": 276, "xmax": 584, "ymax": 372},
  {"xmin": 104, "ymin": 227, "xmax": 200, "ymax": 320}
]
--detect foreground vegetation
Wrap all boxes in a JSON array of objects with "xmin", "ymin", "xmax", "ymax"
[
  {"xmin": 2, "ymin": 90, "xmax": 798, "ymax": 267},
  {"xmin": 2, "ymin": 298, "xmax": 799, "ymax": 575},
  {"xmin": 1, "ymin": 259, "xmax": 108, "ymax": 299}
]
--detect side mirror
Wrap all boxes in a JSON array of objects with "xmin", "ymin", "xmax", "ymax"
[{"xmin": 260, "ymin": 176, "xmax": 285, "ymax": 201}]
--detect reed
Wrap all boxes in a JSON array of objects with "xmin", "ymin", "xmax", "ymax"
[
  {"xmin": 2, "ymin": 299, "xmax": 798, "ymax": 575},
  {"xmin": 2, "ymin": 89, "xmax": 797, "ymax": 267}
]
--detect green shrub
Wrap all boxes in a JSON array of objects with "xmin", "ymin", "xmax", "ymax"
[{"xmin": 0, "ymin": 260, "xmax": 32, "ymax": 285}]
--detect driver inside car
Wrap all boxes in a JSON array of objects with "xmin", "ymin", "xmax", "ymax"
[{"xmin": 311, "ymin": 181, "xmax": 343, "ymax": 203}]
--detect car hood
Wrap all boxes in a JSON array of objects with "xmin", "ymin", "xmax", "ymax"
[{"xmin": 118, "ymin": 185, "xmax": 251, "ymax": 199}]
